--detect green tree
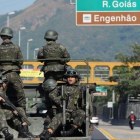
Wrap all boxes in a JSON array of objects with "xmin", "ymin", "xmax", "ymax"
[{"xmin": 110, "ymin": 43, "xmax": 140, "ymax": 103}]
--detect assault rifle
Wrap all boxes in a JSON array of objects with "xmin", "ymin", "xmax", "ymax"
[{"xmin": 0, "ymin": 94, "xmax": 31, "ymax": 126}]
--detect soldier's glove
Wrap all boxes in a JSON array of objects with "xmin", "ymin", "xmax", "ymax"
[
  {"xmin": 54, "ymin": 99, "xmax": 62, "ymax": 107},
  {"xmin": 61, "ymin": 126, "xmax": 76, "ymax": 136}
]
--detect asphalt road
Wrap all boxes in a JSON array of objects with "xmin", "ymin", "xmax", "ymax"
[
  {"xmin": 100, "ymin": 124, "xmax": 140, "ymax": 139},
  {"xmin": 4, "ymin": 114, "xmax": 140, "ymax": 140},
  {"xmin": 91, "ymin": 125, "xmax": 109, "ymax": 140},
  {"xmin": 96, "ymin": 116, "xmax": 140, "ymax": 139}
]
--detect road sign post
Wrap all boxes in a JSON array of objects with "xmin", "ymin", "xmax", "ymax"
[
  {"xmin": 108, "ymin": 102, "xmax": 113, "ymax": 119},
  {"xmin": 107, "ymin": 102, "xmax": 113, "ymax": 108},
  {"xmin": 76, "ymin": 0, "xmax": 140, "ymax": 25}
]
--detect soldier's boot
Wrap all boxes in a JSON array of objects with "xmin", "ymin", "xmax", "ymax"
[
  {"xmin": 2, "ymin": 129, "xmax": 13, "ymax": 140},
  {"xmin": 18, "ymin": 125, "xmax": 35, "ymax": 138},
  {"xmin": 38, "ymin": 129, "xmax": 47, "ymax": 138},
  {"xmin": 40, "ymin": 130, "xmax": 51, "ymax": 140},
  {"xmin": 38, "ymin": 123, "xmax": 48, "ymax": 137},
  {"xmin": 61, "ymin": 126, "xmax": 76, "ymax": 136}
]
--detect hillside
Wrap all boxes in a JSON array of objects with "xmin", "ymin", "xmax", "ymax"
[{"xmin": 0, "ymin": 0, "xmax": 140, "ymax": 61}]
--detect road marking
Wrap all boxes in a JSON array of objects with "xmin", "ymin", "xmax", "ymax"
[
  {"xmin": 105, "ymin": 128, "xmax": 140, "ymax": 134},
  {"xmin": 99, "ymin": 127, "xmax": 115, "ymax": 140},
  {"xmin": 94, "ymin": 125, "xmax": 111, "ymax": 140}
]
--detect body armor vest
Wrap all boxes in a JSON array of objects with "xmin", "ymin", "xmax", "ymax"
[
  {"xmin": 43, "ymin": 43, "xmax": 63, "ymax": 59},
  {"xmin": 0, "ymin": 42, "xmax": 21, "ymax": 71},
  {"xmin": 0, "ymin": 44, "xmax": 17, "ymax": 61},
  {"xmin": 63, "ymin": 85, "xmax": 80, "ymax": 110}
]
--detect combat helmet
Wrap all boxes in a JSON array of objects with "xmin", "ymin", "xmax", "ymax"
[
  {"xmin": 42, "ymin": 79, "xmax": 57, "ymax": 92},
  {"xmin": 44, "ymin": 30, "xmax": 58, "ymax": 41},
  {"xmin": 64, "ymin": 69, "xmax": 79, "ymax": 78},
  {"xmin": 131, "ymin": 111, "xmax": 134, "ymax": 114},
  {"xmin": 0, "ymin": 27, "xmax": 13, "ymax": 38}
]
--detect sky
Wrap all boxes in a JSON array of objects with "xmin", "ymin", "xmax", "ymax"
[{"xmin": 0, "ymin": 0, "xmax": 36, "ymax": 15}]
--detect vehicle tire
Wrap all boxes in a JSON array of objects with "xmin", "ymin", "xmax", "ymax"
[
  {"xmin": 96, "ymin": 123, "xmax": 99, "ymax": 125},
  {"xmin": 132, "ymin": 124, "xmax": 134, "ymax": 130},
  {"xmin": 131, "ymin": 125, "xmax": 133, "ymax": 130}
]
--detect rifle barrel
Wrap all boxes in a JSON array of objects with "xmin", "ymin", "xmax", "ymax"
[{"xmin": 0, "ymin": 94, "xmax": 31, "ymax": 126}]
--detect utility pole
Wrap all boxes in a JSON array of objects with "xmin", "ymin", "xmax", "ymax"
[{"xmin": 112, "ymin": 90, "xmax": 115, "ymax": 119}]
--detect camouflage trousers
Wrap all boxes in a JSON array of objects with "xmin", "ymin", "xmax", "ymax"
[
  {"xmin": 5, "ymin": 72, "xmax": 26, "ymax": 109},
  {"xmin": 43, "ymin": 108, "xmax": 56, "ymax": 129},
  {"xmin": 47, "ymin": 109, "xmax": 85, "ymax": 132},
  {"xmin": 0, "ymin": 107, "xmax": 26, "ymax": 131}
]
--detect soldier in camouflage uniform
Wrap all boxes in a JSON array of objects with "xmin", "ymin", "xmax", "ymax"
[
  {"xmin": 39, "ymin": 69, "xmax": 85, "ymax": 140},
  {"xmin": 37, "ymin": 30, "xmax": 70, "ymax": 81},
  {"xmin": 37, "ymin": 30, "xmax": 70, "ymax": 138},
  {"xmin": 0, "ymin": 74, "xmax": 35, "ymax": 139},
  {"xmin": 0, "ymin": 27, "xmax": 26, "ymax": 110},
  {"xmin": 39, "ymin": 79, "xmax": 58, "ymax": 136}
]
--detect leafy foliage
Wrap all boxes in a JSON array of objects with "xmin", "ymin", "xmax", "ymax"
[{"xmin": 110, "ymin": 44, "xmax": 140, "ymax": 103}]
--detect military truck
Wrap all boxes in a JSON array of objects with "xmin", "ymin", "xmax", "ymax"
[{"xmin": 0, "ymin": 59, "xmax": 94, "ymax": 140}]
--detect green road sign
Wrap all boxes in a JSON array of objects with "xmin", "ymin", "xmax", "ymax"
[
  {"xmin": 94, "ymin": 86, "xmax": 107, "ymax": 96},
  {"xmin": 96, "ymin": 86, "xmax": 107, "ymax": 92},
  {"xmin": 77, "ymin": 0, "xmax": 140, "ymax": 12}
]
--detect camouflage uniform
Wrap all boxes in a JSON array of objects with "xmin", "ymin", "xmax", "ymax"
[
  {"xmin": 0, "ymin": 108, "xmax": 26, "ymax": 131},
  {"xmin": 47, "ymin": 82, "xmax": 85, "ymax": 132},
  {"xmin": 43, "ymin": 92, "xmax": 57, "ymax": 128},
  {"xmin": 37, "ymin": 41, "xmax": 70, "ymax": 80},
  {"xmin": 38, "ymin": 31, "xmax": 70, "ymax": 131},
  {"xmin": 0, "ymin": 41, "xmax": 26, "ymax": 109},
  {"xmin": 0, "ymin": 109, "xmax": 7, "ymax": 131},
  {"xmin": 0, "ymin": 89, "xmax": 26, "ymax": 131}
]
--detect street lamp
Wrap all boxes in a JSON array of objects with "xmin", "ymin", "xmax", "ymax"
[
  {"xmin": 7, "ymin": 12, "xmax": 15, "ymax": 27},
  {"xmin": 27, "ymin": 39, "xmax": 33, "ymax": 70},
  {"xmin": 34, "ymin": 48, "xmax": 39, "ymax": 59},
  {"xmin": 19, "ymin": 27, "xmax": 26, "ymax": 46},
  {"xmin": 27, "ymin": 39, "xmax": 33, "ymax": 60}
]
